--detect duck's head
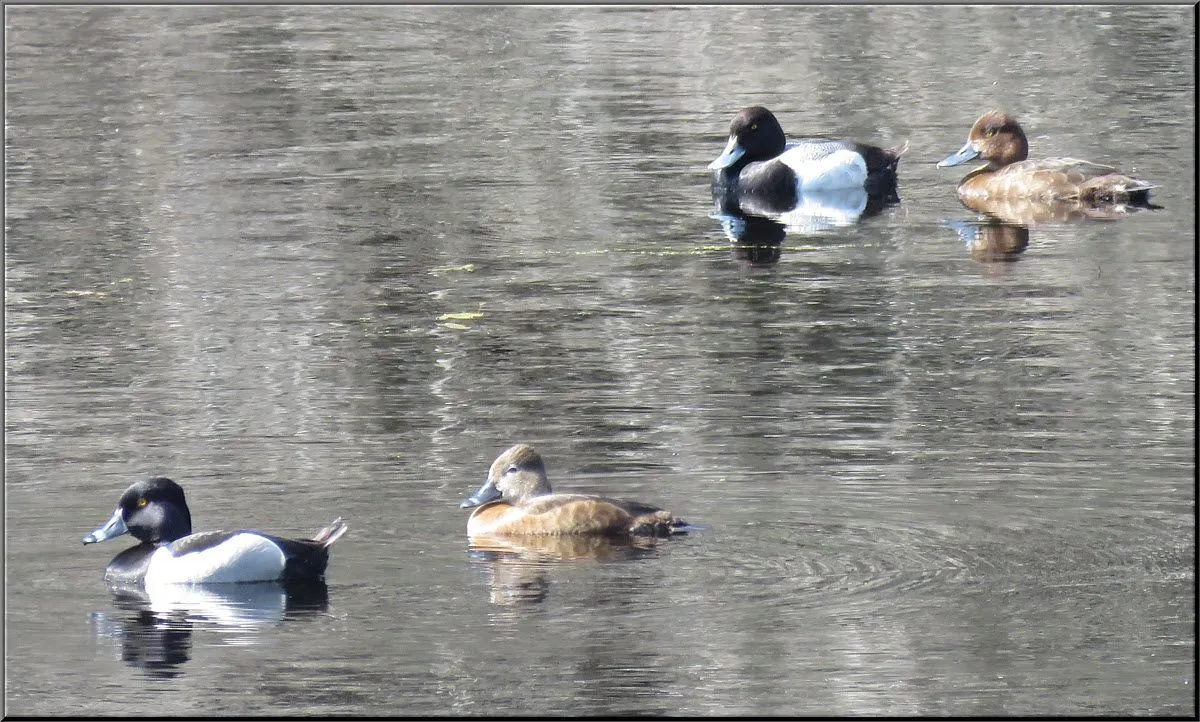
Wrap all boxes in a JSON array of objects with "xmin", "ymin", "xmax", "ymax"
[
  {"xmin": 460, "ymin": 444, "xmax": 553, "ymax": 509},
  {"xmin": 937, "ymin": 110, "xmax": 1029, "ymax": 170},
  {"xmin": 708, "ymin": 106, "xmax": 788, "ymax": 171},
  {"xmin": 83, "ymin": 476, "xmax": 193, "ymax": 545}
]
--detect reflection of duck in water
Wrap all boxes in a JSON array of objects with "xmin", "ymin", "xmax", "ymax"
[
  {"xmin": 466, "ymin": 527, "xmax": 668, "ymax": 606},
  {"xmin": 467, "ymin": 533, "xmax": 666, "ymax": 561},
  {"xmin": 112, "ymin": 578, "xmax": 330, "ymax": 625},
  {"xmin": 459, "ymin": 444, "xmax": 689, "ymax": 537},
  {"xmin": 938, "ymin": 110, "xmax": 1159, "ymax": 214},
  {"xmin": 91, "ymin": 602, "xmax": 192, "ymax": 679},
  {"xmin": 710, "ymin": 200, "xmax": 787, "ymax": 265},
  {"xmin": 942, "ymin": 219, "xmax": 1030, "ymax": 264},
  {"xmin": 712, "ymin": 185, "xmax": 900, "ymax": 235},
  {"xmin": 92, "ymin": 580, "xmax": 329, "ymax": 676},
  {"xmin": 711, "ymin": 187, "xmax": 899, "ymax": 265}
]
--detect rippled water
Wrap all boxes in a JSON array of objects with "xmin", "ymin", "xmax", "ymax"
[{"xmin": 5, "ymin": 5, "xmax": 1195, "ymax": 717}]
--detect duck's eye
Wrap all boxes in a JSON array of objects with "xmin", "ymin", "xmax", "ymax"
[
  {"xmin": 750, "ymin": 123, "xmax": 758, "ymax": 131},
  {"xmin": 506, "ymin": 465, "xmax": 519, "ymax": 475},
  {"xmin": 985, "ymin": 129, "xmax": 996, "ymax": 138},
  {"xmin": 136, "ymin": 497, "xmax": 148, "ymax": 508}
]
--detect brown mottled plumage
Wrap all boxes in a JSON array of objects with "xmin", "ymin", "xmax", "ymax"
[
  {"xmin": 959, "ymin": 194, "xmax": 1151, "ymax": 225},
  {"xmin": 938, "ymin": 111, "xmax": 1157, "ymax": 207},
  {"xmin": 459, "ymin": 444, "xmax": 688, "ymax": 537}
]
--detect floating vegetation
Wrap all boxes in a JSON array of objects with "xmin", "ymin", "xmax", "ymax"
[
  {"xmin": 437, "ymin": 308, "xmax": 484, "ymax": 331},
  {"xmin": 429, "ymin": 263, "xmax": 476, "ymax": 274},
  {"xmin": 437, "ymin": 311, "xmax": 484, "ymax": 322}
]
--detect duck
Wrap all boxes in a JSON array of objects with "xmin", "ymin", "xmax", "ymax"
[
  {"xmin": 459, "ymin": 444, "xmax": 689, "ymax": 537},
  {"xmin": 937, "ymin": 110, "xmax": 1157, "ymax": 206},
  {"xmin": 709, "ymin": 105, "xmax": 906, "ymax": 214},
  {"xmin": 83, "ymin": 476, "xmax": 347, "ymax": 585}
]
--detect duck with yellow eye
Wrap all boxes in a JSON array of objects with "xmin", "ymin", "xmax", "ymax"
[
  {"xmin": 459, "ymin": 444, "xmax": 690, "ymax": 537},
  {"xmin": 709, "ymin": 106, "xmax": 906, "ymax": 223},
  {"xmin": 83, "ymin": 476, "xmax": 347, "ymax": 586},
  {"xmin": 937, "ymin": 110, "xmax": 1158, "ymax": 209}
]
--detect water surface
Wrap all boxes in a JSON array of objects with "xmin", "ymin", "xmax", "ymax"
[{"xmin": 5, "ymin": 5, "xmax": 1194, "ymax": 716}]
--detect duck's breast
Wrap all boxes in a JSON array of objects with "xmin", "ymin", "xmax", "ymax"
[
  {"xmin": 466, "ymin": 502, "xmax": 525, "ymax": 536},
  {"xmin": 103, "ymin": 543, "xmax": 158, "ymax": 586}
]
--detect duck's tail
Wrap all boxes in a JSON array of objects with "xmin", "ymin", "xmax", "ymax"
[
  {"xmin": 888, "ymin": 138, "xmax": 911, "ymax": 160},
  {"xmin": 859, "ymin": 139, "xmax": 908, "ymax": 199},
  {"xmin": 861, "ymin": 139, "xmax": 908, "ymax": 175},
  {"xmin": 629, "ymin": 511, "xmax": 690, "ymax": 537},
  {"xmin": 312, "ymin": 517, "xmax": 349, "ymax": 548},
  {"xmin": 1077, "ymin": 174, "xmax": 1160, "ymax": 207}
]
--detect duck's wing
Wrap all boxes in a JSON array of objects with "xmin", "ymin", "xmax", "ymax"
[
  {"xmin": 516, "ymin": 494, "xmax": 638, "ymax": 534},
  {"xmin": 781, "ymin": 138, "xmax": 858, "ymax": 162},
  {"xmin": 787, "ymin": 137, "xmax": 905, "ymax": 173},
  {"xmin": 166, "ymin": 530, "xmax": 240, "ymax": 556},
  {"xmin": 1000, "ymin": 158, "xmax": 1156, "ymax": 203},
  {"xmin": 165, "ymin": 520, "xmax": 345, "ymax": 556},
  {"xmin": 1022, "ymin": 157, "xmax": 1122, "ymax": 177},
  {"xmin": 523, "ymin": 494, "xmax": 688, "ymax": 536}
]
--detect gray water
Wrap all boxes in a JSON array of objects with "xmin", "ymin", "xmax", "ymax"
[{"xmin": 4, "ymin": 5, "xmax": 1194, "ymax": 717}]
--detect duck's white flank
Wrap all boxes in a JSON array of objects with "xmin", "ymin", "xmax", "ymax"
[
  {"xmin": 144, "ymin": 533, "xmax": 286, "ymax": 585},
  {"xmin": 782, "ymin": 147, "xmax": 868, "ymax": 191}
]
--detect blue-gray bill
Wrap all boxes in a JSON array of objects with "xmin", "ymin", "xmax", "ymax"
[
  {"xmin": 708, "ymin": 136, "xmax": 746, "ymax": 170},
  {"xmin": 82, "ymin": 507, "xmax": 128, "ymax": 544},
  {"xmin": 459, "ymin": 478, "xmax": 502, "ymax": 508},
  {"xmin": 937, "ymin": 141, "xmax": 980, "ymax": 168}
]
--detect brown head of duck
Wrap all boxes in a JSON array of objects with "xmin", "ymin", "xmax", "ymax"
[
  {"xmin": 459, "ymin": 444, "xmax": 689, "ymax": 537},
  {"xmin": 938, "ymin": 110, "xmax": 1157, "ymax": 209}
]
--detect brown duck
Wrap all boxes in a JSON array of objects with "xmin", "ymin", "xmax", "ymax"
[{"xmin": 459, "ymin": 444, "xmax": 689, "ymax": 537}]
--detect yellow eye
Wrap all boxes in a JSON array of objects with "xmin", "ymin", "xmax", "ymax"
[
  {"xmin": 750, "ymin": 123, "xmax": 758, "ymax": 131},
  {"xmin": 137, "ymin": 497, "xmax": 148, "ymax": 508},
  {"xmin": 985, "ymin": 129, "xmax": 996, "ymax": 137}
]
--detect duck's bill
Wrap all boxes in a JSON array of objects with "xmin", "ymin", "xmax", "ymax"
[
  {"xmin": 83, "ymin": 507, "xmax": 128, "ymax": 544},
  {"xmin": 937, "ymin": 141, "xmax": 980, "ymax": 168},
  {"xmin": 708, "ymin": 136, "xmax": 746, "ymax": 170},
  {"xmin": 459, "ymin": 478, "xmax": 502, "ymax": 509}
]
